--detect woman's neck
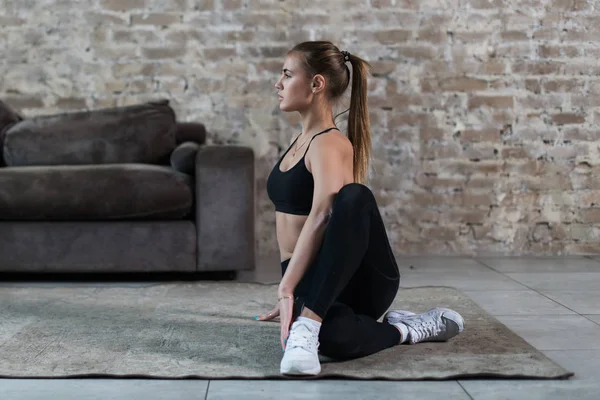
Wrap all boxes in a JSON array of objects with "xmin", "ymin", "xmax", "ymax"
[{"xmin": 299, "ymin": 103, "xmax": 335, "ymax": 137}]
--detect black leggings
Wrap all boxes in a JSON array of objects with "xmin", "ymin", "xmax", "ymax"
[{"xmin": 281, "ymin": 183, "xmax": 401, "ymax": 361}]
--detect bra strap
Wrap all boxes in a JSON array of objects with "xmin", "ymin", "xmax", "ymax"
[{"xmin": 304, "ymin": 127, "xmax": 339, "ymax": 153}]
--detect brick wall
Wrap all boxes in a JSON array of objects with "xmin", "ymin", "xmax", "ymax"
[{"xmin": 1, "ymin": 0, "xmax": 599, "ymax": 256}]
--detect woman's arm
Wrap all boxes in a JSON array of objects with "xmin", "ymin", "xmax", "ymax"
[{"xmin": 277, "ymin": 134, "xmax": 353, "ymax": 298}]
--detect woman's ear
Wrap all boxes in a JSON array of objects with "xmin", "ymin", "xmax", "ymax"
[{"xmin": 311, "ymin": 74, "xmax": 326, "ymax": 94}]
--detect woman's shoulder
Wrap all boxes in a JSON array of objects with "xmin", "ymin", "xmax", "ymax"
[
  {"xmin": 306, "ymin": 129, "xmax": 353, "ymax": 167},
  {"xmin": 311, "ymin": 129, "xmax": 352, "ymax": 154}
]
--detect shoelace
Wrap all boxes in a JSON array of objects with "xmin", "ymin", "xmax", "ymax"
[
  {"xmin": 287, "ymin": 323, "xmax": 319, "ymax": 351},
  {"xmin": 401, "ymin": 313, "xmax": 444, "ymax": 342}
]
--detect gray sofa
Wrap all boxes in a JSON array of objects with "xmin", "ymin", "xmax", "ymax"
[{"xmin": 0, "ymin": 100, "xmax": 255, "ymax": 274}]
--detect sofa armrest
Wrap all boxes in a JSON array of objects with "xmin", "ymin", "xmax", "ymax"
[
  {"xmin": 170, "ymin": 141, "xmax": 201, "ymax": 175},
  {"xmin": 195, "ymin": 145, "xmax": 255, "ymax": 271}
]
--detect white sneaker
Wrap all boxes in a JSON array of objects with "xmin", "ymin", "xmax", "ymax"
[
  {"xmin": 383, "ymin": 310, "xmax": 416, "ymax": 324},
  {"xmin": 398, "ymin": 308, "xmax": 464, "ymax": 344},
  {"xmin": 280, "ymin": 319, "xmax": 321, "ymax": 376}
]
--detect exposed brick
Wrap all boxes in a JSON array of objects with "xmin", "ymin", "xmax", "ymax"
[
  {"xmin": 4, "ymin": 96, "xmax": 44, "ymax": 109},
  {"xmin": 260, "ymin": 46, "xmax": 289, "ymax": 58},
  {"xmin": 113, "ymin": 63, "xmax": 156, "ymax": 77},
  {"xmin": 532, "ymin": 28, "xmax": 560, "ymax": 40},
  {"xmin": 550, "ymin": 0, "xmax": 592, "ymax": 11},
  {"xmin": 480, "ymin": 60, "xmax": 507, "ymax": 75},
  {"xmin": 542, "ymin": 79, "xmax": 584, "ymax": 93},
  {"xmin": 414, "ymin": 173, "xmax": 466, "ymax": 189},
  {"xmin": 101, "ymin": 0, "xmax": 146, "ymax": 11},
  {"xmin": 539, "ymin": 45, "xmax": 580, "ymax": 58},
  {"xmin": 466, "ymin": 176, "xmax": 498, "ymax": 189},
  {"xmin": 374, "ymin": 29, "xmax": 412, "ymax": 44},
  {"xmin": 56, "ymin": 97, "xmax": 87, "ymax": 109},
  {"xmin": 389, "ymin": 112, "xmax": 438, "ymax": 127},
  {"xmin": 500, "ymin": 30, "xmax": 528, "ymax": 41},
  {"xmin": 417, "ymin": 28, "xmax": 448, "ymax": 44},
  {"xmin": 578, "ymin": 209, "xmax": 600, "ymax": 223},
  {"xmin": 113, "ymin": 30, "xmax": 161, "ymax": 44},
  {"xmin": 468, "ymin": 96, "xmax": 514, "ymax": 109},
  {"xmin": 512, "ymin": 61, "xmax": 564, "ymax": 75},
  {"xmin": 467, "ymin": 0, "xmax": 505, "ymax": 9},
  {"xmin": 398, "ymin": 46, "xmax": 437, "ymax": 60},
  {"xmin": 204, "ymin": 47, "xmax": 237, "ymax": 60},
  {"xmin": 579, "ymin": 191, "xmax": 600, "ymax": 207},
  {"xmin": 525, "ymin": 79, "xmax": 542, "ymax": 94},
  {"xmin": 421, "ymin": 226, "xmax": 458, "ymax": 241},
  {"xmin": 421, "ymin": 142, "xmax": 462, "ymax": 159},
  {"xmin": 460, "ymin": 128, "xmax": 501, "ymax": 142},
  {"xmin": 0, "ymin": 16, "xmax": 25, "ymax": 26},
  {"xmin": 371, "ymin": 0, "xmax": 419, "ymax": 9},
  {"xmin": 563, "ymin": 30, "xmax": 600, "ymax": 42},
  {"xmin": 190, "ymin": 0, "xmax": 216, "ymax": 10},
  {"xmin": 422, "ymin": 77, "xmax": 488, "ymax": 92},
  {"xmin": 84, "ymin": 12, "xmax": 129, "ymax": 25},
  {"xmin": 551, "ymin": 113, "xmax": 586, "ymax": 125},
  {"xmin": 501, "ymin": 147, "xmax": 530, "ymax": 159},
  {"xmin": 129, "ymin": 80, "xmax": 154, "ymax": 93},
  {"xmin": 516, "ymin": 94, "xmax": 566, "ymax": 110},
  {"xmin": 562, "ymin": 128, "xmax": 599, "ymax": 141},
  {"xmin": 131, "ymin": 13, "xmax": 182, "ymax": 26},
  {"xmin": 420, "ymin": 127, "xmax": 446, "ymax": 141},
  {"xmin": 227, "ymin": 30, "xmax": 255, "ymax": 42},
  {"xmin": 142, "ymin": 47, "xmax": 186, "ymax": 59},
  {"xmin": 462, "ymin": 192, "xmax": 497, "ymax": 207},
  {"xmin": 222, "ymin": 0, "xmax": 243, "ymax": 9}
]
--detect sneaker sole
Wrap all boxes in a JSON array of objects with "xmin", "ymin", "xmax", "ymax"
[{"xmin": 280, "ymin": 364, "xmax": 321, "ymax": 376}]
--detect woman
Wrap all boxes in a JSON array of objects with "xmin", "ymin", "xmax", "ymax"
[{"xmin": 255, "ymin": 41, "xmax": 464, "ymax": 376}]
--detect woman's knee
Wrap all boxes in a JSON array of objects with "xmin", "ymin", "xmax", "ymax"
[{"xmin": 333, "ymin": 183, "xmax": 375, "ymax": 212}]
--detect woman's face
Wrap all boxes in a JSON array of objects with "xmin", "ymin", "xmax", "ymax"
[{"xmin": 274, "ymin": 53, "xmax": 314, "ymax": 113}]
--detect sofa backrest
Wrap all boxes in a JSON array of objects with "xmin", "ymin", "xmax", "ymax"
[{"xmin": 2, "ymin": 100, "xmax": 177, "ymax": 167}]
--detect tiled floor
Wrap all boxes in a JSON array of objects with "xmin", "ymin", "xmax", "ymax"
[{"xmin": 2, "ymin": 255, "xmax": 600, "ymax": 399}]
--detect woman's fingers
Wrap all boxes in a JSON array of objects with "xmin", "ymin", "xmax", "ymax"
[
  {"xmin": 255, "ymin": 305, "xmax": 279, "ymax": 321},
  {"xmin": 279, "ymin": 298, "xmax": 294, "ymax": 350}
]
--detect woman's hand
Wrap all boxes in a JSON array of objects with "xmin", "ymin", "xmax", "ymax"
[
  {"xmin": 278, "ymin": 291, "xmax": 295, "ymax": 351},
  {"xmin": 255, "ymin": 304, "xmax": 280, "ymax": 321}
]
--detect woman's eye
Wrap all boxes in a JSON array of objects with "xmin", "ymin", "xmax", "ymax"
[{"xmin": 285, "ymin": 74, "xmax": 291, "ymax": 79}]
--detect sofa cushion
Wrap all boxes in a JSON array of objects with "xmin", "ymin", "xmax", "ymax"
[
  {"xmin": 175, "ymin": 122, "xmax": 206, "ymax": 145},
  {"xmin": 2, "ymin": 100, "xmax": 177, "ymax": 167},
  {"xmin": 0, "ymin": 100, "xmax": 24, "ymax": 166},
  {"xmin": 170, "ymin": 141, "xmax": 201, "ymax": 175},
  {"xmin": 0, "ymin": 164, "xmax": 193, "ymax": 220}
]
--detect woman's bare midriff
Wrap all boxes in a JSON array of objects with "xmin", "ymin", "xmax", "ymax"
[{"xmin": 276, "ymin": 212, "xmax": 308, "ymax": 262}]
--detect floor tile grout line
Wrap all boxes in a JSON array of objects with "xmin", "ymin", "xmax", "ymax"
[
  {"xmin": 523, "ymin": 287, "xmax": 588, "ymax": 316},
  {"xmin": 581, "ymin": 315, "xmax": 600, "ymax": 327},
  {"xmin": 491, "ymin": 313, "xmax": 588, "ymax": 318},
  {"xmin": 472, "ymin": 258, "xmax": 506, "ymax": 274},
  {"xmin": 583, "ymin": 255, "xmax": 600, "ymax": 264},
  {"xmin": 457, "ymin": 380, "xmax": 475, "ymax": 400},
  {"xmin": 204, "ymin": 380, "xmax": 210, "ymax": 400},
  {"xmin": 473, "ymin": 260, "xmax": 600, "ymax": 313},
  {"xmin": 474, "ymin": 256, "xmax": 600, "ymax": 273}
]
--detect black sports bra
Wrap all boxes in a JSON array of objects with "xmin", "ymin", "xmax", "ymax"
[{"xmin": 266, "ymin": 127, "xmax": 338, "ymax": 215}]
